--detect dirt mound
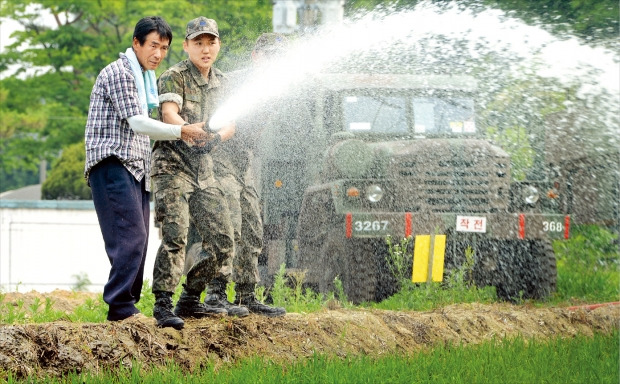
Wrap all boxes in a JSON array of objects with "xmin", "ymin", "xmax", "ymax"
[{"xmin": 1, "ymin": 291, "xmax": 618, "ymax": 379}]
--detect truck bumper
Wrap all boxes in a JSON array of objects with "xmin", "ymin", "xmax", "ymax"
[{"xmin": 344, "ymin": 212, "xmax": 570, "ymax": 240}]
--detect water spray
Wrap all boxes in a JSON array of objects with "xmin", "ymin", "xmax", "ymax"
[{"xmin": 209, "ymin": 2, "xmax": 618, "ymax": 138}]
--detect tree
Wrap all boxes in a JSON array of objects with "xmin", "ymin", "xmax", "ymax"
[
  {"xmin": 484, "ymin": 0, "xmax": 619, "ymax": 42},
  {"xmin": 344, "ymin": 0, "xmax": 619, "ymax": 42},
  {"xmin": 0, "ymin": 0, "xmax": 271, "ymax": 195},
  {"xmin": 41, "ymin": 140, "xmax": 90, "ymax": 199}
]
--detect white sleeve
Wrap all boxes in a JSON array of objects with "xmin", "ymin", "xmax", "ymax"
[{"xmin": 127, "ymin": 115, "xmax": 182, "ymax": 140}]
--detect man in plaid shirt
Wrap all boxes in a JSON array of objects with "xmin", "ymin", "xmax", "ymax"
[{"xmin": 84, "ymin": 16, "xmax": 207, "ymax": 322}]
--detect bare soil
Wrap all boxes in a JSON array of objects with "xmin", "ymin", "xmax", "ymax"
[{"xmin": 1, "ymin": 290, "xmax": 618, "ymax": 380}]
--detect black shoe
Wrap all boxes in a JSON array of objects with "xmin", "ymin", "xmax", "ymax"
[
  {"xmin": 205, "ymin": 292, "xmax": 250, "ymax": 317},
  {"xmin": 236, "ymin": 293, "xmax": 286, "ymax": 317},
  {"xmin": 153, "ymin": 292, "xmax": 185, "ymax": 330},
  {"xmin": 174, "ymin": 289, "xmax": 227, "ymax": 319}
]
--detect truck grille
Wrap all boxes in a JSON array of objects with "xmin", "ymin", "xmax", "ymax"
[{"xmin": 390, "ymin": 142, "xmax": 510, "ymax": 213}]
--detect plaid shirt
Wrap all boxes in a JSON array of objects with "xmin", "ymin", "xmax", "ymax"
[{"xmin": 84, "ymin": 54, "xmax": 153, "ymax": 191}]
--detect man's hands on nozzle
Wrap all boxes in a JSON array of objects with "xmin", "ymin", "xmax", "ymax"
[
  {"xmin": 189, "ymin": 121, "xmax": 233, "ymax": 154},
  {"xmin": 181, "ymin": 121, "xmax": 235, "ymax": 154},
  {"xmin": 216, "ymin": 121, "xmax": 236, "ymax": 142},
  {"xmin": 193, "ymin": 121, "xmax": 236, "ymax": 146},
  {"xmin": 180, "ymin": 122, "xmax": 208, "ymax": 146}
]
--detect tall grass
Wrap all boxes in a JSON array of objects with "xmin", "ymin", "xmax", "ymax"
[
  {"xmin": 552, "ymin": 224, "xmax": 619, "ymax": 303},
  {"xmin": 8, "ymin": 330, "xmax": 618, "ymax": 384},
  {"xmin": 269, "ymin": 264, "xmax": 332, "ymax": 312},
  {"xmin": 373, "ymin": 224, "xmax": 619, "ymax": 311},
  {"xmin": 371, "ymin": 237, "xmax": 496, "ymax": 311},
  {"xmin": 0, "ymin": 280, "xmax": 178, "ymax": 324}
]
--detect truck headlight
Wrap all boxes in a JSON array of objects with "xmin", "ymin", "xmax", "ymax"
[
  {"xmin": 366, "ymin": 184, "xmax": 383, "ymax": 203},
  {"xmin": 523, "ymin": 185, "xmax": 539, "ymax": 205},
  {"xmin": 330, "ymin": 139, "xmax": 373, "ymax": 179}
]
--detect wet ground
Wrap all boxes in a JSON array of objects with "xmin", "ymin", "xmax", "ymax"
[{"xmin": 0, "ymin": 290, "xmax": 618, "ymax": 379}]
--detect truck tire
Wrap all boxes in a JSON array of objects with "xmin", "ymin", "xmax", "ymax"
[
  {"xmin": 525, "ymin": 239, "xmax": 557, "ymax": 299},
  {"xmin": 315, "ymin": 235, "xmax": 396, "ymax": 304},
  {"xmin": 317, "ymin": 230, "xmax": 346, "ymax": 296},
  {"xmin": 443, "ymin": 237, "xmax": 556, "ymax": 302},
  {"xmin": 374, "ymin": 239, "xmax": 402, "ymax": 302},
  {"xmin": 341, "ymin": 238, "xmax": 377, "ymax": 304},
  {"xmin": 489, "ymin": 240, "xmax": 526, "ymax": 301},
  {"xmin": 297, "ymin": 191, "xmax": 335, "ymax": 292},
  {"xmin": 487, "ymin": 239, "xmax": 557, "ymax": 301},
  {"xmin": 304, "ymin": 231, "xmax": 378, "ymax": 304}
]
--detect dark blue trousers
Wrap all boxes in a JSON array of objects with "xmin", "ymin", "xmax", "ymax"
[{"xmin": 89, "ymin": 156, "xmax": 150, "ymax": 321}]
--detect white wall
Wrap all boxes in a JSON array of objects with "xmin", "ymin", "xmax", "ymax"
[{"xmin": 0, "ymin": 200, "xmax": 161, "ymax": 293}]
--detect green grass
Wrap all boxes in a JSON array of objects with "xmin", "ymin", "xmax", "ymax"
[
  {"xmin": 268, "ymin": 263, "xmax": 350, "ymax": 312},
  {"xmin": 552, "ymin": 224, "xmax": 620, "ymax": 304},
  {"xmin": 369, "ymin": 280, "xmax": 497, "ymax": 311},
  {"xmin": 0, "ymin": 295, "xmax": 75, "ymax": 324},
  {"xmin": 6, "ymin": 330, "xmax": 618, "ymax": 383}
]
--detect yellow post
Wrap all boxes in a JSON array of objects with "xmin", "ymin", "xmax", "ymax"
[
  {"xmin": 431, "ymin": 235, "xmax": 446, "ymax": 282},
  {"xmin": 412, "ymin": 235, "xmax": 430, "ymax": 283},
  {"xmin": 411, "ymin": 234, "xmax": 446, "ymax": 283}
]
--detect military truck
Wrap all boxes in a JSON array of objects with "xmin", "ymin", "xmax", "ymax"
[
  {"xmin": 257, "ymin": 73, "xmax": 570, "ymax": 303},
  {"xmin": 543, "ymin": 112, "xmax": 619, "ymax": 239}
]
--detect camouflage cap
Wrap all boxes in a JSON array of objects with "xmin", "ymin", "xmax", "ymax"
[
  {"xmin": 254, "ymin": 33, "xmax": 288, "ymax": 53},
  {"xmin": 186, "ymin": 16, "xmax": 219, "ymax": 40}
]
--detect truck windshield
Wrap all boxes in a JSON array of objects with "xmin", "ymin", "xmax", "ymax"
[
  {"xmin": 413, "ymin": 97, "xmax": 476, "ymax": 134},
  {"xmin": 343, "ymin": 95, "xmax": 408, "ymax": 134},
  {"xmin": 342, "ymin": 94, "xmax": 476, "ymax": 135}
]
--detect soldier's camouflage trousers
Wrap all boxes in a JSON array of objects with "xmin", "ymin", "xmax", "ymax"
[
  {"xmin": 186, "ymin": 173, "xmax": 263, "ymax": 286},
  {"xmin": 220, "ymin": 173, "xmax": 263, "ymax": 285},
  {"xmin": 152, "ymin": 175, "xmax": 234, "ymax": 293}
]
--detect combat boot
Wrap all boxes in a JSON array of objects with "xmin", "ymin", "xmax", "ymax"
[
  {"xmin": 204, "ymin": 280, "xmax": 250, "ymax": 318},
  {"xmin": 235, "ymin": 284, "xmax": 286, "ymax": 317},
  {"xmin": 153, "ymin": 291, "xmax": 185, "ymax": 330},
  {"xmin": 174, "ymin": 285, "xmax": 227, "ymax": 319}
]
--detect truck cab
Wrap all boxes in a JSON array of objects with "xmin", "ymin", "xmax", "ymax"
[{"xmin": 258, "ymin": 73, "xmax": 569, "ymax": 303}]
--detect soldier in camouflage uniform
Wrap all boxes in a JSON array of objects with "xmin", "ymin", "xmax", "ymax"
[
  {"xmin": 201, "ymin": 33, "xmax": 289, "ymax": 317},
  {"xmin": 150, "ymin": 17, "xmax": 247, "ymax": 330}
]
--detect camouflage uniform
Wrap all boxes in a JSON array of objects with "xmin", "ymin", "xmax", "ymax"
[
  {"xmin": 185, "ymin": 68, "xmax": 263, "ymax": 287},
  {"xmin": 209, "ymin": 34, "xmax": 291, "ymax": 287},
  {"xmin": 151, "ymin": 59, "xmax": 234, "ymax": 294},
  {"xmin": 211, "ymin": 110, "xmax": 263, "ymax": 286}
]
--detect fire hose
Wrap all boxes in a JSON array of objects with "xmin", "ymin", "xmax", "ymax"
[{"xmin": 566, "ymin": 301, "xmax": 620, "ymax": 311}]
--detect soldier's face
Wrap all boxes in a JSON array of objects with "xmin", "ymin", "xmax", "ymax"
[
  {"xmin": 133, "ymin": 32, "xmax": 170, "ymax": 71},
  {"xmin": 183, "ymin": 34, "xmax": 220, "ymax": 74}
]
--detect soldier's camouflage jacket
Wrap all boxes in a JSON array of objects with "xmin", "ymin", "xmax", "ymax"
[{"xmin": 152, "ymin": 59, "xmax": 228, "ymax": 188}]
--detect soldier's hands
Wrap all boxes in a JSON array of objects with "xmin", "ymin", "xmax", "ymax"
[
  {"xmin": 192, "ymin": 121, "xmax": 235, "ymax": 151},
  {"xmin": 191, "ymin": 130, "xmax": 224, "ymax": 154},
  {"xmin": 180, "ymin": 122, "xmax": 208, "ymax": 145},
  {"xmin": 183, "ymin": 121, "xmax": 234, "ymax": 154}
]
